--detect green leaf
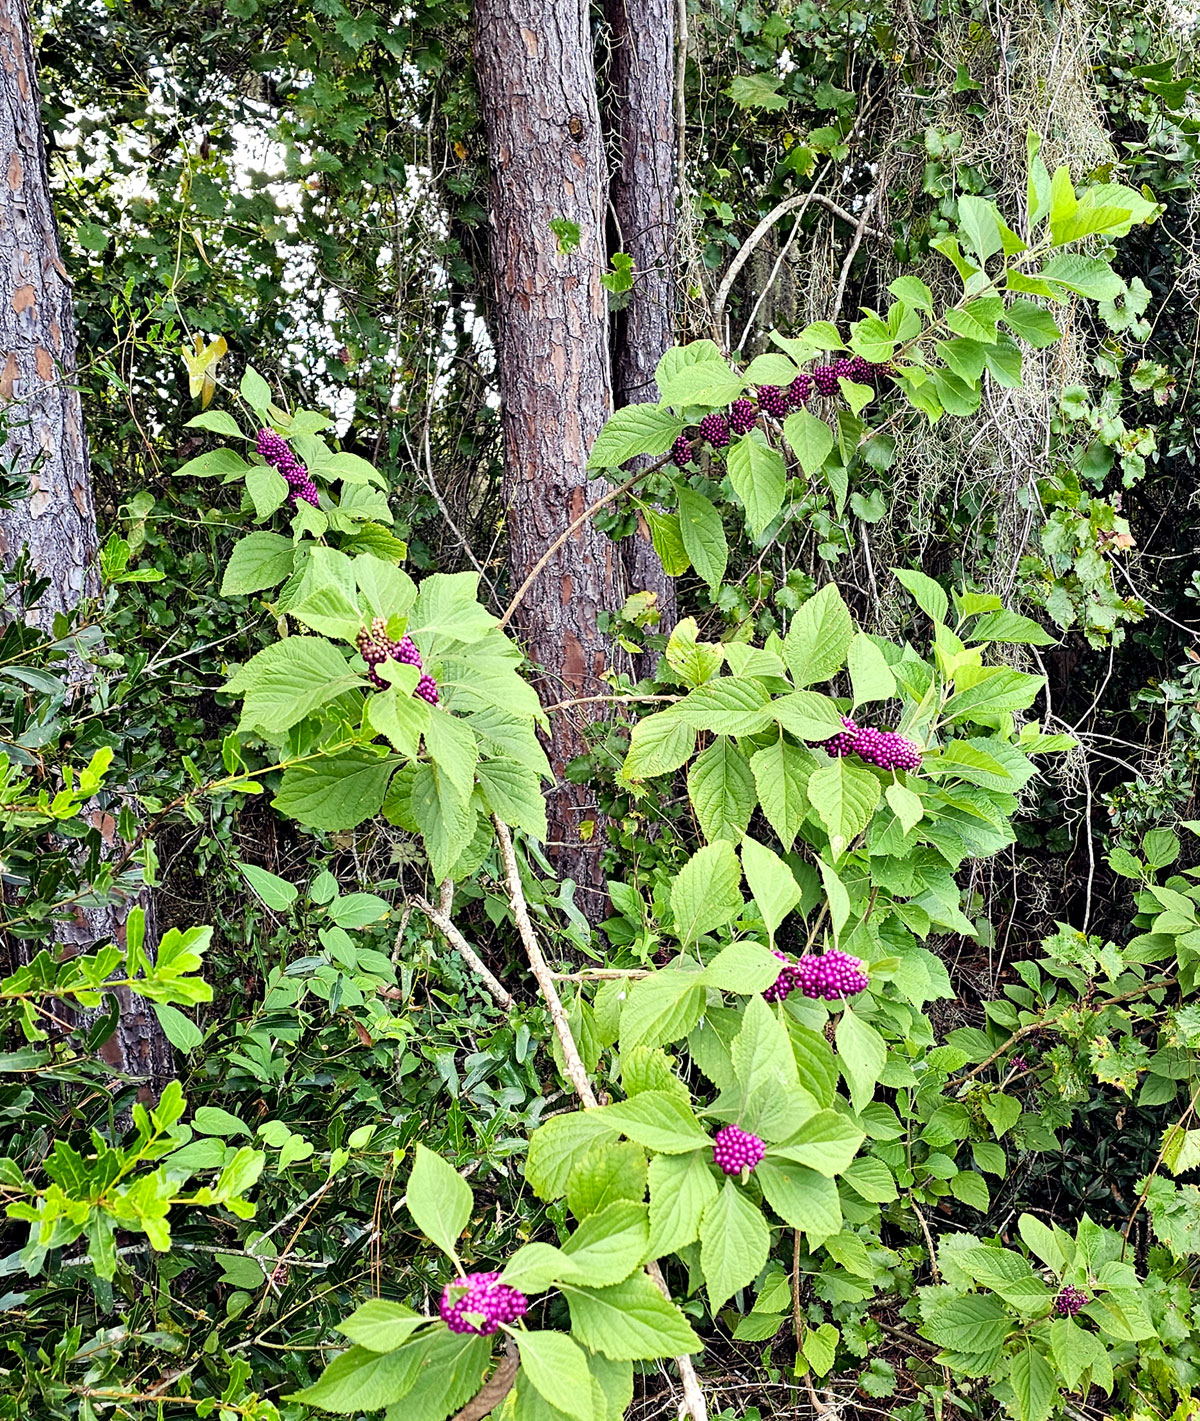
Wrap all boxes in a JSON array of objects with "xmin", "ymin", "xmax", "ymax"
[
  {"xmin": 563, "ymin": 1275, "xmax": 701, "ymax": 1360},
  {"xmin": 884, "ymin": 781, "xmax": 924, "ymax": 833},
  {"xmin": 1017, "ymin": 1213, "xmax": 1068, "ymax": 1273},
  {"xmin": 671, "ymin": 842, "xmax": 743, "ymax": 944},
  {"xmin": 289, "ymin": 1337, "xmax": 434, "ymax": 1412},
  {"xmin": 727, "ymin": 72, "xmax": 789, "ymax": 110},
  {"xmin": 688, "ymin": 737, "xmax": 755, "ymax": 844},
  {"xmin": 700, "ymin": 1177, "xmax": 771, "ymax": 1311},
  {"xmin": 891, "ymin": 567, "xmax": 948, "ymax": 625},
  {"xmin": 783, "ymin": 409, "xmax": 834, "ymax": 476},
  {"xmin": 383, "ymin": 1330, "xmax": 492, "ymax": 1421},
  {"xmin": 950, "ymin": 1170, "xmax": 991, "ymax": 1211},
  {"xmin": 727, "ymin": 434, "xmax": 786, "ymax": 536},
  {"xmin": 655, "ymin": 340, "xmax": 727, "ymax": 397},
  {"xmin": 659, "ymin": 362, "xmax": 745, "ymax": 408},
  {"xmin": 943, "ymin": 667, "xmax": 1043, "ymax": 721},
  {"xmin": 221, "ymin": 532, "xmax": 296, "ymax": 595},
  {"xmin": 424, "ymin": 709, "xmax": 478, "ymax": 806},
  {"xmin": 602, "ymin": 1093, "xmax": 710, "ymax": 1155},
  {"xmin": 186, "ymin": 409, "xmax": 244, "ymax": 438},
  {"xmin": 647, "ymin": 1149, "xmax": 719, "ymax": 1257},
  {"xmin": 407, "ymin": 1144, "xmax": 472, "ymax": 1258},
  {"xmin": 246, "ymin": 463, "xmax": 289, "ymax": 520},
  {"xmin": 744, "ymin": 353, "xmax": 799, "ymax": 385},
  {"xmin": 153, "ymin": 1003, "xmax": 204, "ymax": 1053},
  {"xmin": 1010, "ymin": 1341, "xmax": 1057, "ymax": 1421},
  {"xmin": 238, "ymin": 862, "xmax": 298, "ymax": 911},
  {"xmin": 921, "ymin": 1293, "xmax": 1009, "ymax": 1352},
  {"xmin": 623, "ymin": 708, "xmax": 696, "ymax": 781},
  {"xmin": 956, "ymin": 195, "xmax": 1003, "ymax": 261},
  {"xmin": 677, "ymin": 676, "xmax": 773, "ymax": 735},
  {"xmin": 527, "ymin": 1113, "xmax": 622, "ymax": 1201},
  {"xmin": 225, "ymin": 636, "xmax": 363, "ymax": 735},
  {"xmin": 516, "ymin": 1332, "xmax": 594, "ymax": 1421},
  {"xmin": 338, "ymin": 1301, "xmax": 426, "ymax": 1353},
  {"xmin": 740, "ymin": 836, "xmax": 801, "ymax": 940},
  {"xmin": 702, "ymin": 941, "xmax": 786, "ymax": 995},
  {"xmin": 840, "ymin": 1156, "xmax": 897, "ymax": 1202},
  {"xmin": 566, "ymin": 1143, "xmax": 648, "ymax": 1220},
  {"xmin": 770, "ymin": 1110, "xmax": 864, "ymax": 1176},
  {"xmin": 561, "ymin": 1200, "xmax": 651, "ymax": 1286},
  {"xmin": 676, "ymin": 486, "xmax": 728, "ymax": 591},
  {"xmin": 645, "ymin": 509, "xmax": 690, "ymax": 576},
  {"xmin": 835, "ymin": 1009, "xmax": 886, "ymax": 1112},
  {"xmin": 1040, "ymin": 253, "xmax": 1125, "ymax": 301},
  {"xmin": 327, "ymin": 892, "xmax": 391, "ymax": 928},
  {"xmin": 410, "ymin": 762, "xmax": 475, "ymax": 880},
  {"xmin": 355, "ymin": 555, "xmax": 417, "ymax": 619},
  {"xmin": 588, "ymin": 406, "xmax": 686, "ymax": 469},
  {"xmin": 756, "ymin": 1160, "xmax": 841, "ymax": 1238},
  {"xmin": 367, "ymin": 684, "xmax": 430, "ymax": 759},
  {"xmin": 240, "ymin": 365, "xmax": 273, "ymax": 412},
  {"xmin": 770, "ymin": 690, "xmax": 845, "ymax": 741},
  {"xmin": 784, "ymin": 583, "xmax": 853, "ymax": 686},
  {"xmin": 808, "ymin": 757, "xmax": 881, "ymax": 857},
  {"xmin": 750, "ymin": 738, "xmax": 812, "ymax": 851},
  {"xmin": 968, "ymin": 610, "xmax": 1056, "ymax": 646},
  {"xmin": 274, "ymin": 750, "xmax": 393, "ymax": 833},
  {"xmin": 409, "ymin": 572, "xmax": 498, "ymax": 651},
  {"xmin": 1001, "ymin": 299, "xmax": 1062, "ymax": 348},
  {"xmin": 847, "ymin": 634, "xmax": 895, "ymax": 707},
  {"xmin": 174, "ymin": 447, "xmax": 252, "ymax": 479},
  {"xmin": 501, "ymin": 1242, "xmax": 586, "ymax": 1293},
  {"xmin": 619, "ymin": 970, "xmax": 707, "ymax": 1052},
  {"xmin": 477, "ymin": 756, "xmax": 547, "ymax": 840},
  {"xmin": 888, "ymin": 275, "xmax": 934, "ymax": 312},
  {"xmin": 192, "ymin": 1105, "xmax": 251, "ymax": 1138}
]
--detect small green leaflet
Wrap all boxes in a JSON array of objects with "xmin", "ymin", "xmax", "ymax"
[
  {"xmin": 699, "ymin": 1178, "xmax": 771, "ymax": 1312},
  {"xmin": 670, "ymin": 841, "xmax": 743, "ymax": 945},
  {"xmin": 727, "ymin": 433, "xmax": 786, "ymax": 537},
  {"xmin": 835, "ymin": 1008, "xmax": 887, "ymax": 1113},
  {"xmin": 406, "ymin": 1143, "xmax": 472, "ymax": 1259},
  {"xmin": 740, "ymin": 836, "xmax": 801, "ymax": 941}
]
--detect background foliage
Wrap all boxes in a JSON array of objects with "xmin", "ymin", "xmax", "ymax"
[{"xmin": 5, "ymin": 0, "xmax": 1200, "ymax": 1418}]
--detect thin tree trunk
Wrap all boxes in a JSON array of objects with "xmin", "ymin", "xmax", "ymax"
[
  {"xmin": 0, "ymin": 0, "xmax": 172, "ymax": 1091},
  {"xmin": 474, "ymin": 0, "xmax": 625, "ymax": 921},
  {"xmin": 603, "ymin": 0, "xmax": 679, "ymax": 657}
]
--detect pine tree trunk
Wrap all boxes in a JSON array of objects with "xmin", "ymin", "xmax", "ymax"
[
  {"xmin": 0, "ymin": 0, "xmax": 172, "ymax": 1091},
  {"xmin": 603, "ymin": 0, "xmax": 679, "ymax": 655},
  {"xmin": 475, "ymin": 0, "xmax": 625, "ymax": 921}
]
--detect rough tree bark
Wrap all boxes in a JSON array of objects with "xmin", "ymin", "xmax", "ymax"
[
  {"xmin": 0, "ymin": 0, "xmax": 172, "ymax": 1089},
  {"xmin": 475, "ymin": 0, "xmax": 626, "ymax": 921},
  {"xmin": 603, "ymin": 0, "xmax": 679, "ymax": 653}
]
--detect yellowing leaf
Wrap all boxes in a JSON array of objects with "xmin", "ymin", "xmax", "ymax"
[{"xmin": 183, "ymin": 334, "xmax": 228, "ymax": 408}]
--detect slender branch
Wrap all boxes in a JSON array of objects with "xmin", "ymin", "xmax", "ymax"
[
  {"xmin": 499, "ymin": 464, "xmax": 660, "ymax": 628},
  {"xmin": 491, "ymin": 816, "xmax": 706, "ymax": 1420},
  {"xmin": 829, "ymin": 192, "xmax": 879, "ymax": 324},
  {"xmin": 493, "ymin": 817, "xmax": 597, "ymax": 1105},
  {"xmin": 540, "ymin": 693, "xmax": 681, "ymax": 714},
  {"xmin": 414, "ymin": 886, "xmax": 514, "ymax": 1009}
]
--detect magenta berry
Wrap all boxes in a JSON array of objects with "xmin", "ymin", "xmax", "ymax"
[
  {"xmin": 357, "ymin": 617, "xmax": 437, "ymax": 701},
  {"xmin": 787, "ymin": 374, "xmax": 812, "ymax": 409},
  {"xmin": 441, "ymin": 1272, "xmax": 528, "ymax": 1335},
  {"xmin": 763, "ymin": 949, "xmax": 800, "ymax": 1003},
  {"xmin": 811, "ymin": 364, "xmax": 839, "ymax": 398},
  {"xmin": 756, "ymin": 385, "xmax": 789, "ymax": 419},
  {"xmin": 830, "ymin": 357, "xmax": 854, "ymax": 381},
  {"xmin": 256, "ymin": 428, "xmax": 319, "ymax": 508},
  {"xmin": 793, "ymin": 950, "xmax": 869, "ymax": 1002},
  {"xmin": 846, "ymin": 355, "xmax": 874, "ymax": 383},
  {"xmin": 850, "ymin": 726, "xmax": 922, "ymax": 772},
  {"xmin": 698, "ymin": 413, "xmax": 731, "ymax": 449},
  {"xmin": 821, "ymin": 716, "xmax": 860, "ymax": 758},
  {"xmin": 728, "ymin": 398, "xmax": 758, "ymax": 435},
  {"xmin": 672, "ymin": 433, "xmax": 695, "ymax": 468},
  {"xmin": 713, "ymin": 1125, "xmax": 766, "ymax": 1176},
  {"xmin": 1055, "ymin": 1286, "xmax": 1088, "ymax": 1318}
]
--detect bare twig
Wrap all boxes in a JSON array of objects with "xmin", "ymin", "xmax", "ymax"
[
  {"xmin": 414, "ymin": 885, "xmax": 514, "ymax": 1010},
  {"xmin": 492, "ymin": 816, "xmax": 706, "ymax": 1420},
  {"xmin": 829, "ymin": 192, "xmax": 879, "ymax": 324},
  {"xmin": 540, "ymin": 693, "xmax": 681, "ymax": 714}
]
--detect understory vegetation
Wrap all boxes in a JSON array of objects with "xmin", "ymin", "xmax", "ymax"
[{"xmin": 5, "ymin": 1, "xmax": 1200, "ymax": 1420}]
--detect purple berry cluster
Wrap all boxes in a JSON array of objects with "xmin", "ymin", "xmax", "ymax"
[
  {"xmin": 698, "ymin": 412, "xmax": 731, "ymax": 449},
  {"xmin": 440, "ymin": 1272, "xmax": 528, "ymax": 1335},
  {"xmin": 712, "ymin": 1125, "xmax": 766, "ymax": 1176},
  {"xmin": 670, "ymin": 359, "xmax": 894, "ymax": 464},
  {"xmin": 356, "ymin": 616, "xmax": 439, "ymax": 704},
  {"xmin": 1055, "ymin": 1286, "xmax": 1089, "ymax": 1317},
  {"xmin": 765, "ymin": 950, "xmax": 870, "ymax": 1003},
  {"xmin": 256, "ymin": 428, "xmax": 319, "ymax": 508},
  {"xmin": 816, "ymin": 716, "xmax": 921, "ymax": 772},
  {"xmin": 729, "ymin": 398, "xmax": 758, "ymax": 435}
]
